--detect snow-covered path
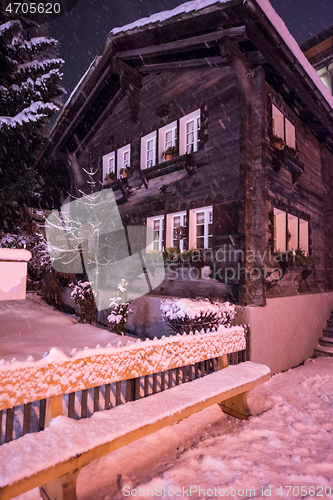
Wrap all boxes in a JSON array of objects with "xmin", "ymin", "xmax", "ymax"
[
  {"xmin": 0, "ymin": 293, "xmax": 134, "ymax": 362},
  {"xmin": 15, "ymin": 357, "xmax": 333, "ymax": 500}
]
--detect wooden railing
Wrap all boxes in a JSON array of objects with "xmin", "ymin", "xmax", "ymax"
[{"xmin": 0, "ymin": 327, "xmax": 248, "ymax": 445}]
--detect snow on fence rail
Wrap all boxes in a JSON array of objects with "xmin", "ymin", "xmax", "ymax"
[{"xmin": 0, "ymin": 326, "xmax": 247, "ymax": 444}]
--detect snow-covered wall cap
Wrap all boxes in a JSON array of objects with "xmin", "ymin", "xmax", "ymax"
[
  {"xmin": 0, "ymin": 248, "xmax": 32, "ymax": 262},
  {"xmin": 110, "ymin": 0, "xmax": 233, "ymax": 35}
]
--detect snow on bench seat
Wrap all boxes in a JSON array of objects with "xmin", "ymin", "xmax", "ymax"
[{"xmin": 0, "ymin": 361, "xmax": 270, "ymax": 498}]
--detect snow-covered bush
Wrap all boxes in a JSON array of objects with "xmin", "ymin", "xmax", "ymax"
[
  {"xmin": 0, "ymin": 232, "xmax": 34, "ymax": 249},
  {"xmin": 70, "ymin": 281, "xmax": 97, "ymax": 324},
  {"xmin": 28, "ymin": 236, "xmax": 52, "ymax": 281},
  {"xmin": 107, "ymin": 279, "xmax": 133, "ymax": 335},
  {"xmin": 160, "ymin": 298, "xmax": 235, "ymax": 335}
]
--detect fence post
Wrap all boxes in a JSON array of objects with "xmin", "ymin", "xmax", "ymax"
[
  {"xmin": 217, "ymin": 353, "xmax": 228, "ymax": 370},
  {"xmin": 45, "ymin": 395, "xmax": 63, "ymax": 428}
]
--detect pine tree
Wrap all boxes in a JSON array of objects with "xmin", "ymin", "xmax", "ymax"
[{"xmin": 0, "ymin": 5, "xmax": 64, "ymax": 231}]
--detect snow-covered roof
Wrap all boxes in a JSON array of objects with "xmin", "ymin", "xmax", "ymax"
[
  {"xmin": 110, "ymin": 0, "xmax": 232, "ymax": 35},
  {"xmin": 51, "ymin": 0, "xmax": 333, "ymax": 139},
  {"xmin": 57, "ymin": 0, "xmax": 231, "ymax": 122},
  {"xmin": 109, "ymin": 0, "xmax": 333, "ymax": 111},
  {"xmin": 255, "ymin": 0, "xmax": 333, "ymax": 110}
]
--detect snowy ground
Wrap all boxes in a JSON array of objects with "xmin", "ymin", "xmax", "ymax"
[
  {"xmin": 14, "ymin": 356, "xmax": 333, "ymax": 500},
  {"xmin": 0, "ymin": 293, "xmax": 134, "ymax": 362}
]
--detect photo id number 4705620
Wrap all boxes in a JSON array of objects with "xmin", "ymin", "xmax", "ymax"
[
  {"xmin": 5, "ymin": 3, "xmax": 61, "ymax": 14},
  {"xmin": 277, "ymin": 485, "xmax": 332, "ymax": 497}
]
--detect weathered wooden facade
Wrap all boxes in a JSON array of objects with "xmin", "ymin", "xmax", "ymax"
[{"xmin": 39, "ymin": 0, "xmax": 333, "ymax": 371}]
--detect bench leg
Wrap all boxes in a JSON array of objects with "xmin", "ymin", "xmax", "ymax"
[
  {"xmin": 39, "ymin": 468, "xmax": 81, "ymax": 500},
  {"xmin": 219, "ymin": 391, "xmax": 250, "ymax": 420}
]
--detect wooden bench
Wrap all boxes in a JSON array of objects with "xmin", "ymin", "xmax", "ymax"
[{"xmin": 0, "ymin": 327, "xmax": 270, "ymax": 500}]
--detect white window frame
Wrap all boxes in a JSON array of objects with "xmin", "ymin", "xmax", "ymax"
[
  {"xmin": 273, "ymin": 208, "xmax": 309, "ymax": 255},
  {"xmin": 272, "ymin": 104, "xmax": 296, "ymax": 149},
  {"xmin": 179, "ymin": 109, "xmax": 201, "ymax": 155},
  {"xmin": 166, "ymin": 211, "xmax": 187, "ymax": 252},
  {"xmin": 273, "ymin": 208, "xmax": 286, "ymax": 252},
  {"xmin": 146, "ymin": 216, "xmax": 164, "ymax": 251},
  {"xmin": 117, "ymin": 144, "xmax": 131, "ymax": 178},
  {"xmin": 141, "ymin": 131, "xmax": 157, "ymax": 170},
  {"xmin": 158, "ymin": 121, "xmax": 177, "ymax": 162},
  {"xmin": 299, "ymin": 219, "xmax": 309, "ymax": 255},
  {"xmin": 102, "ymin": 151, "xmax": 115, "ymax": 181},
  {"xmin": 287, "ymin": 214, "xmax": 298, "ymax": 252},
  {"xmin": 189, "ymin": 206, "xmax": 213, "ymax": 249}
]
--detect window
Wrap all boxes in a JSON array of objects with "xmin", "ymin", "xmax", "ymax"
[
  {"xmin": 317, "ymin": 67, "xmax": 332, "ymax": 95},
  {"xmin": 102, "ymin": 151, "xmax": 115, "ymax": 181},
  {"xmin": 147, "ymin": 216, "xmax": 164, "ymax": 251},
  {"xmin": 273, "ymin": 208, "xmax": 309, "ymax": 254},
  {"xmin": 166, "ymin": 211, "xmax": 187, "ymax": 251},
  {"xmin": 117, "ymin": 144, "xmax": 131, "ymax": 178},
  {"xmin": 273, "ymin": 208, "xmax": 286, "ymax": 252},
  {"xmin": 179, "ymin": 109, "xmax": 201, "ymax": 155},
  {"xmin": 189, "ymin": 206, "xmax": 213, "ymax": 249},
  {"xmin": 158, "ymin": 121, "xmax": 177, "ymax": 162},
  {"xmin": 141, "ymin": 131, "xmax": 157, "ymax": 170},
  {"xmin": 272, "ymin": 104, "xmax": 295, "ymax": 149}
]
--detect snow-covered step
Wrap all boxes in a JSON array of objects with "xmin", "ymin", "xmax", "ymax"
[
  {"xmin": 313, "ymin": 344, "xmax": 333, "ymax": 357},
  {"xmin": 323, "ymin": 311, "xmax": 333, "ymax": 338},
  {"xmin": 318, "ymin": 336, "xmax": 333, "ymax": 348}
]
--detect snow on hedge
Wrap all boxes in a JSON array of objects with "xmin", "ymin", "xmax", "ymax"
[
  {"xmin": 161, "ymin": 298, "xmax": 236, "ymax": 334},
  {"xmin": 161, "ymin": 298, "xmax": 234, "ymax": 322}
]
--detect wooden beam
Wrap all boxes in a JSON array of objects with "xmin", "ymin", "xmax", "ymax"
[
  {"xmin": 246, "ymin": 51, "xmax": 266, "ymax": 66},
  {"xmin": 114, "ymin": 58, "xmax": 142, "ymax": 83},
  {"xmin": 41, "ymin": 41, "xmax": 115, "ymax": 164},
  {"xmin": 220, "ymin": 36, "xmax": 253, "ymax": 77},
  {"xmin": 51, "ymin": 66, "xmax": 112, "ymax": 155},
  {"xmin": 118, "ymin": 26, "xmax": 246, "ymax": 60},
  {"xmin": 219, "ymin": 391, "xmax": 251, "ymax": 420},
  {"xmin": 138, "ymin": 56, "xmax": 228, "ymax": 73},
  {"xmin": 114, "ymin": 59, "xmax": 142, "ymax": 122},
  {"xmin": 44, "ymin": 396, "xmax": 63, "ymax": 429},
  {"xmin": 40, "ymin": 469, "xmax": 81, "ymax": 500},
  {"xmin": 74, "ymin": 87, "xmax": 125, "ymax": 155}
]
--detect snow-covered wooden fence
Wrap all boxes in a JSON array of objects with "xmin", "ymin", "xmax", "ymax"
[
  {"xmin": 0, "ymin": 326, "xmax": 248, "ymax": 444},
  {"xmin": 0, "ymin": 326, "xmax": 270, "ymax": 500}
]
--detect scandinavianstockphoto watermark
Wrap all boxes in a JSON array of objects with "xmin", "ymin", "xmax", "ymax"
[{"xmin": 165, "ymin": 246, "xmax": 294, "ymax": 283}]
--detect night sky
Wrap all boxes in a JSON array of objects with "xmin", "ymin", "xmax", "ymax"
[{"xmin": 48, "ymin": 0, "xmax": 333, "ymax": 97}]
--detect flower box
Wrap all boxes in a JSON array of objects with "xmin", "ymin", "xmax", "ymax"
[{"xmin": 273, "ymin": 148, "xmax": 304, "ymax": 183}]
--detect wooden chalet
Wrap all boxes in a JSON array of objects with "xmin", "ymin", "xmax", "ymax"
[{"xmin": 39, "ymin": 0, "xmax": 333, "ymax": 373}]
